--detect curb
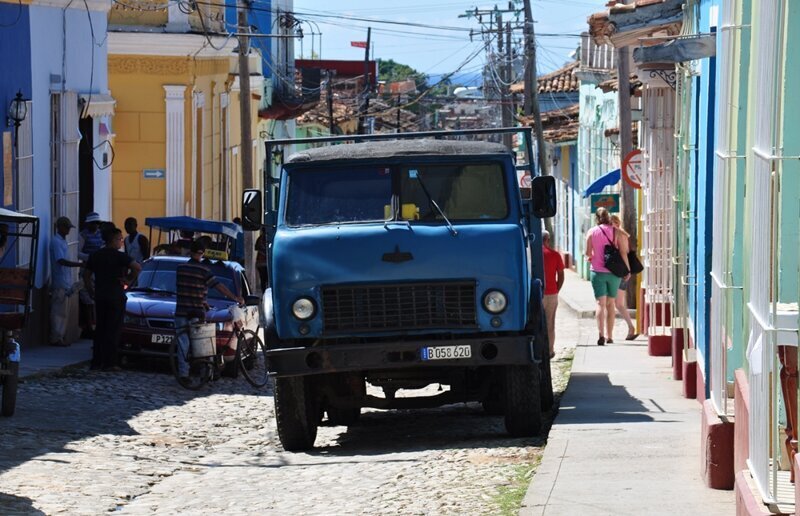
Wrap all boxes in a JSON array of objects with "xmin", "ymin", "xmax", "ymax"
[{"xmin": 558, "ymin": 295, "xmax": 595, "ymax": 319}]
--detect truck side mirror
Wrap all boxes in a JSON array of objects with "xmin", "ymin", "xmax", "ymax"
[
  {"xmin": 531, "ymin": 176, "xmax": 557, "ymax": 218},
  {"xmin": 241, "ymin": 189, "xmax": 262, "ymax": 230}
]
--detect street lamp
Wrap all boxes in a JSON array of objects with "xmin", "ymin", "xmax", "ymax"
[{"xmin": 7, "ymin": 91, "xmax": 27, "ymax": 129}]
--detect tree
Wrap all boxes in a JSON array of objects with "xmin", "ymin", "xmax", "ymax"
[{"xmin": 379, "ymin": 59, "xmax": 428, "ymax": 91}]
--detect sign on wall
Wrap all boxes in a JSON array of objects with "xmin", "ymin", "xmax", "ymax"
[
  {"xmin": 590, "ymin": 193, "xmax": 620, "ymax": 213},
  {"xmin": 143, "ymin": 169, "xmax": 165, "ymax": 179}
]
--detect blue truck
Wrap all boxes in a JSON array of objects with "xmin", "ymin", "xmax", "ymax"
[{"xmin": 242, "ymin": 127, "xmax": 556, "ymax": 451}]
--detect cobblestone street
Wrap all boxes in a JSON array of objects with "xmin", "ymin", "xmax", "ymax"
[{"xmin": 0, "ymin": 306, "xmax": 597, "ymax": 515}]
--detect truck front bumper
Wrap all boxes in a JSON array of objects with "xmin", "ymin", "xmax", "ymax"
[{"xmin": 266, "ymin": 335, "xmax": 537, "ymax": 377}]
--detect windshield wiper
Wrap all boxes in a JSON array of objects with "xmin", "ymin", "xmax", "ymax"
[{"xmin": 415, "ymin": 171, "xmax": 457, "ymax": 236}]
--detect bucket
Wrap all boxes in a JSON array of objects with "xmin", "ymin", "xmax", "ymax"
[{"xmin": 189, "ymin": 323, "xmax": 216, "ymax": 358}]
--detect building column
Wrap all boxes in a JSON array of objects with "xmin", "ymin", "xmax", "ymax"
[{"xmin": 164, "ymin": 85, "xmax": 186, "ymax": 217}]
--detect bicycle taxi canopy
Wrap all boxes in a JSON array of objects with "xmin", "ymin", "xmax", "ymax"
[{"xmin": 145, "ymin": 216, "xmax": 242, "ymax": 261}]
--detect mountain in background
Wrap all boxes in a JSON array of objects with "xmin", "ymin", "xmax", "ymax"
[{"xmin": 426, "ymin": 71, "xmax": 483, "ymax": 88}]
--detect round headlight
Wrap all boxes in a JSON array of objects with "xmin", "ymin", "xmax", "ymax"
[
  {"xmin": 292, "ymin": 298, "xmax": 316, "ymax": 320},
  {"xmin": 483, "ymin": 290, "xmax": 507, "ymax": 314}
]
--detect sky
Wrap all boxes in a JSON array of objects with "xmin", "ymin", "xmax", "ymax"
[{"xmin": 291, "ymin": 0, "xmax": 610, "ymax": 83}]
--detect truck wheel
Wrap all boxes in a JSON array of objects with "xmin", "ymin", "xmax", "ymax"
[
  {"xmin": 274, "ymin": 375, "xmax": 319, "ymax": 451},
  {"xmin": 539, "ymin": 349, "xmax": 554, "ymax": 412},
  {"xmin": 1, "ymin": 362, "xmax": 19, "ymax": 417},
  {"xmin": 481, "ymin": 378, "xmax": 505, "ymax": 415},
  {"xmin": 503, "ymin": 364, "xmax": 542, "ymax": 437},
  {"xmin": 327, "ymin": 406, "xmax": 360, "ymax": 426}
]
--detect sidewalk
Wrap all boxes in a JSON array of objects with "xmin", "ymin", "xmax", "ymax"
[
  {"xmin": 17, "ymin": 339, "xmax": 92, "ymax": 378},
  {"xmin": 558, "ymin": 269, "xmax": 597, "ymax": 318},
  {"xmin": 520, "ymin": 274, "xmax": 735, "ymax": 515}
]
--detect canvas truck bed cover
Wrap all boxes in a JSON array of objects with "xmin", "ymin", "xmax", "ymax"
[{"xmin": 286, "ymin": 139, "xmax": 511, "ymax": 164}]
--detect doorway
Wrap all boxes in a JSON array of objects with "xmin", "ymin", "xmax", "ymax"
[{"xmin": 78, "ymin": 116, "xmax": 94, "ymax": 224}]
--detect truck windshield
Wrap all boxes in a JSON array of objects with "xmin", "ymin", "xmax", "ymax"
[
  {"xmin": 284, "ymin": 162, "xmax": 508, "ymax": 226},
  {"xmin": 286, "ymin": 166, "xmax": 392, "ymax": 225},
  {"xmin": 400, "ymin": 163, "xmax": 507, "ymax": 221}
]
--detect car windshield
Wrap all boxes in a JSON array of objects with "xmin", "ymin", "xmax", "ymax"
[
  {"xmin": 133, "ymin": 259, "xmax": 238, "ymax": 300},
  {"xmin": 284, "ymin": 162, "xmax": 507, "ymax": 226}
]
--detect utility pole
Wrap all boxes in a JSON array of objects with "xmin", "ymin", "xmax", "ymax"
[
  {"xmin": 357, "ymin": 27, "xmax": 372, "ymax": 135},
  {"xmin": 396, "ymin": 94, "xmax": 401, "ymax": 133},
  {"xmin": 326, "ymin": 69, "xmax": 335, "ymax": 134},
  {"xmin": 617, "ymin": 0, "xmax": 637, "ymax": 307},
  {"xmin": 522, "ymin": 0, "xmax": 553, "ymax": 235},
  {"xmin": 503, "ymin": 20, "xmax": 513, "ymax": 149},
  {"xmin": 237, "ymin": 3, "xmax": 254, "ymax": 283}
]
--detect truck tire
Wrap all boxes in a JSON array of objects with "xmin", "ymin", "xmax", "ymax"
[
  {"xmin": 503, "ymin": 364, "xmax": 542, "ymax": 437},
  {"xmin": 539, "ymin": 348, "xmax": 554, "ymax": 412},
  {"xmin": 1, "ymin": 362, "xmax": 19, "ymax": 417},
  {"xmin": 481, "ymin": 377, "xmax": 505, "ymax": 415},
  {"xmin": 274, "ymin": 375, "xmax": 319, "ymax": 451}
]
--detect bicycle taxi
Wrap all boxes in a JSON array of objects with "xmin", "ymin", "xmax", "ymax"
[{"xmin": 0, "ymin": 208, "xmax": 40, "ymax": 416}]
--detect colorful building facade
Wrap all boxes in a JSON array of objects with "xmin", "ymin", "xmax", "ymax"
[{"xmin": 107, "ymin": 2, "xmax": 263, "ymax": 228}]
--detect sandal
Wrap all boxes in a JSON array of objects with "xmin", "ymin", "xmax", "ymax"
[
  {"xmin": 625, "ymin": 333, "xmax": 640, "ymax": 341},
  {"xmin": 606, "ymin": 339, "xmax": 614, "ymax": 344},
  {"xmin": 597, "ymin": 336, "xmax": 605, "ymax": 346}
]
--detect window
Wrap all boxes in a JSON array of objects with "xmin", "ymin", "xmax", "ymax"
[
  {"xmin": 400, "ymin": 163, "xmax": 507, "ymax": 221},
  {"xmin": 286, "ymin": 166, "xmax": 392, "ymax": 225},
  {"xmin": 285, "ymin": 162, "xmax": 509, "ymax": 226},
  {"xmin": 16, "ymin": 101, "xmax": 33, "ymax": 267}
]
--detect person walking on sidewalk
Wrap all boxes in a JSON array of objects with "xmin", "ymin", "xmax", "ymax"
[
  {"xmin": 174, "ymin": 240, "xmax": 243, "ymax": 382},
  {"xmin": 49, "ymin": 217, "xmax": 83, "ymax": 347},
  {"xmin": 83, "ymin": 227, "xmax": 141, "ymax": 370},
  {"xmin": 124, "ymin": 217, "xmax": 150, "ymax": 264},
  {"xmin": 610, "ymin": 214, "xmax": 639, "ymax": 341},
  {"xmin": 542, "ymin": 230, "xmax": 564, "ymax": 358},
  {"xmin": 584, "ymin": 207, "xmax": 630, "ymax": 346}
]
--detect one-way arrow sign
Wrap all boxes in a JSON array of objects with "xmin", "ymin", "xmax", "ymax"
[{"xmin": 143, "ymin": 169, "xmax": 165, "ymax": 179}]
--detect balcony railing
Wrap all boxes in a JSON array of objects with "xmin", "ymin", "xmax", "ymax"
[{"xmin": 579, "ymin": 33, "xmax": 618, "ymax": 71}]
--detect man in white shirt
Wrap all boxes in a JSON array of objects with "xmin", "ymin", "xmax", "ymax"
[{"xmin": 50, "ymin": 217, "xmax": 83, "ymax": 347}]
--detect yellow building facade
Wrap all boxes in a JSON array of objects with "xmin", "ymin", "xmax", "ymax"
[{"xmin": 107, "ymin": 5, "xmax": 262, "ymax": 229}]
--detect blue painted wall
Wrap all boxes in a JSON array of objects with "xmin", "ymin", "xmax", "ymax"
[
  {"xmin": 0, "ymin": 2, "xmax": 32, "ymax": 270},
  {"xmin": 688, "ymin": 0, "xmax": 718, "ymax": 395}
]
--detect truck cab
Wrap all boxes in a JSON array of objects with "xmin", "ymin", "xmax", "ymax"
[{"xmin": 243, "ymin": 128, "xmax": 556, "ymax": 451}]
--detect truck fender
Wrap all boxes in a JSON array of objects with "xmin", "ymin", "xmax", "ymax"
[
  {"xmin": 260, "ymin": 288, "xmax": 279, "ymax": 347},
  {"xmin": 529, "ymin": 278, "xmax": 544, "ymax": 332}
]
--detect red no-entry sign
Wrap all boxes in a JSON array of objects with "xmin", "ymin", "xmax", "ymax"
[{"xmin": 622, "ymin": 149, "xmax": 643, "ymax": 189}]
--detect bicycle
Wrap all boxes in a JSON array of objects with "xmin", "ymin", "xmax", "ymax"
[{"xmin": 170, "ymin": 306, "xmax": 269, "ymax": 390}]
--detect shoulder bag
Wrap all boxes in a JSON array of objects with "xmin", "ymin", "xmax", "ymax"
[{"xmin": 600, "ymin": 227, "xmax": 629, "ymax": 278}]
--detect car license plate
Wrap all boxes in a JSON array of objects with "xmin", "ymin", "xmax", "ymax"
[
  {"xmin": 151, "ymin": 334, "xmax": 173, "ymax": 344},
  {"xmin": 421, "ymin": 345, "xmax": 472, "ymax": 361}
]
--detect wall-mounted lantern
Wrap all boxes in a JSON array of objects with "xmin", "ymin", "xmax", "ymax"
[{"xmin": 7, "ymin": 91, "xmax": 27, "ymax": 129}]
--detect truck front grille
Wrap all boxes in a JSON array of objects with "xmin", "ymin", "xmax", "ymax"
[{"xmin": 321, "ymin": 281, "xmax": 477, "ymax": 333}]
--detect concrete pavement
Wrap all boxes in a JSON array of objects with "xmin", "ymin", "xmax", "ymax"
[
  {"xmin": 520, "ymin": 272, "xmax": 735, "ymax": 515},
  {"xmin": 17, "ymin": 339, "xmax": 92, "ymax": 378}
]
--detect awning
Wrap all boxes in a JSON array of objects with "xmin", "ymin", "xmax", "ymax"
[
  {"xmin": 582, "ymin": 168, "xmax": 620, "ymax": 199},
  {"xmin": 79, "ymin": 94, "xmax": 116, "ymax": 119}
]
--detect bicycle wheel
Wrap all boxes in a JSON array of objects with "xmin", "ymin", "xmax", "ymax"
[
  {"xmin": 236, "ymin": 329, "xmax": 270, "ymax": 388},
  {"xmin": 169, "ymin": 338, "xmax": 212, "ymax": 391}
]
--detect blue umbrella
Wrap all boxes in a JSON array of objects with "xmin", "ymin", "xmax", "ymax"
[{"xmin": 582, "ymin": 169, "xmax": 621, "ymax": 199}]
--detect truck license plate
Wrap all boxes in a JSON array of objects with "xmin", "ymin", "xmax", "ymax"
[
  {"xmin": 151, "ymin": 334, "xmax": 173, "ymax": 344},
  {"xmin": 421, "ymin": 345, "xmax": 472, "ymax": 361}
]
